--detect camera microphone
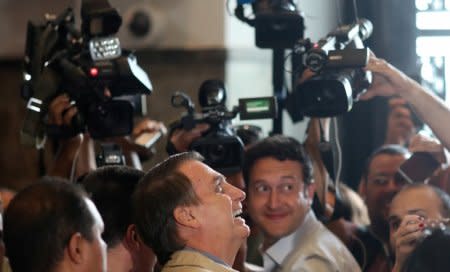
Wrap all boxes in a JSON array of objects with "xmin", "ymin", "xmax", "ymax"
[{"xmin": 198, "ymin": 79, "xmax": 227, "ymax": 108}]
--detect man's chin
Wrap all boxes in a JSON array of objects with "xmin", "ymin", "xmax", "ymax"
[{"xmin": 234, "ymin": 217, "xmax": 250, "ymax": 237}]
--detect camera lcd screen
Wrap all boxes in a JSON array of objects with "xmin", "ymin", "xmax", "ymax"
[{"xmin": 239, "ymin": 97, "xmax": 277, "ymax": 120}]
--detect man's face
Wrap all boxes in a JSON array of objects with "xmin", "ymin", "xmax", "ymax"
[
  {"xmin": 362, "ymin": 154, "xmax": 408, "ymax": 226},
  {"xmin": 84, "ymin": 198, "xmax": 108, "ymax": 272},
  {"xmin": 178, "ymin": 160, "xmax": 250, "ymax": 243},
  {"xmin": 246, "ymin": 157, "xmax": 312, "ymax": 247},
  {"xmin": 388, "ymin": 186, "xmax": 445, "ymax": 250}
]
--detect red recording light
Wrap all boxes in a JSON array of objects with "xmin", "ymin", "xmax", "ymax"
[
  {"xmin": 313, "ymin": 43, "xmax": 319, "ymax": 48},
  {"xmin": 89, "ymin": 67, "xmax": 99, "ymax": 77}
]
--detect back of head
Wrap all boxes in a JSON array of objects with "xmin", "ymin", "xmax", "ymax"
[
  {"xmin": 242, "ymin": 134, "xmax": 313, "ymax": 187},
  {"xmin": 133, "ymin": 152, "xmax": 202, "ymax": 265},
  {"xmin": 401, "ymin": 227, "xmax": 450, "ymax": 272},
  {"xmin": 4, "ymin": 177, "xmax": 94, "ymax": 272},
  {"xmin": 80, "ymin": 166, "xmax": 144, "ymax": 247}
]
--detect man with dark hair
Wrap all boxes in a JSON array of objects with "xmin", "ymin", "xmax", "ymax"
[
  {"xmin": 134, "ymin": 151, "xmax": 250, "ymax": 271},
  {"xmin": 243, "ymin": 135, "xmax": 359, "ymax": 271},
  {"xmin": 388, "ymin": 183, "xmax": 450, "ymax": 272},
  {"xmin": 4, "ymin": 177, "xmax": 106, "ymax": 272},
  {"xmin": 358, "ymin": 144, "xmax": 410, "ymax": 271},
  {"xmin": 80, "ymin": 166, "xmax": 156, "ymax": 272}
]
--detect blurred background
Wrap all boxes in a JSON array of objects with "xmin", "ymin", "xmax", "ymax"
[{"xmin": 0, "ymin": 0, "xmax": 443, "ymax": 190}]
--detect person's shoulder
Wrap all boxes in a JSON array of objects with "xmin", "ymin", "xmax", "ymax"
[
  {"xmin": 163, "ymin": 250, "xmax": 237, "ymax": 272},
  {"xmin": 293, "ymin": 223, "xmax": 361, "ymax": 271}
]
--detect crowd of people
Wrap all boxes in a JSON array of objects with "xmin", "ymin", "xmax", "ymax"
[{"xmin": 1, "ymin": 51, "xmax": 450, "ymax": 272}]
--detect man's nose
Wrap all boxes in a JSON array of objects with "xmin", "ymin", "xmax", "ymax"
[
  {"xmin": 386, "ymin": 178, "xmax": 403, "ymax": 192},
  {"xmin": 267, "ymin": 190, "xmax": 280, "ymax": 209},
  {"xmin": 228, "ymin": 183, "xmax": 246, "ymax": 202}
]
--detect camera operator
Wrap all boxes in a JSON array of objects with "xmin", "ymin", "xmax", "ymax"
[
  {"xmin": 384, "ymin": 97, "xmax": 417, "ymax": 146},
  {"xmin": 166, "ymin": 123, "xmax": 210, "ymax": 154},
  {"xmin": 46, "ymin": 93, "xmax": 166, "ymax": 179},
  {"xmin": 362, "ymin": 53, "xmax": 450, "ymax": 151}
]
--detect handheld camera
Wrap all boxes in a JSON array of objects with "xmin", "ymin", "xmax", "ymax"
[{"xmin": 171, "ymin": 79, "xmax": 277, "ymax": 174}]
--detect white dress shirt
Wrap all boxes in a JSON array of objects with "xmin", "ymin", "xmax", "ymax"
[{"xmin": 262, "ymin": 210, "xmax": 361, "ymax": 272}]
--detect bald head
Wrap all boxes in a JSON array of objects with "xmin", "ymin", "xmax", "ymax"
[{"xmin": 388, "ymin": 184, "xmax": 450, "ymax": 233}]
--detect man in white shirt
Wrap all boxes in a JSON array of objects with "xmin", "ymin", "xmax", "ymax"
[{"xmin": 243, "ymin": 135, "xmax": 360, "ymax": 271}]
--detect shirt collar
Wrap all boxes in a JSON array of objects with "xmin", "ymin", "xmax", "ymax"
[
  {"xmin": 184, "ymin": 247, "xmax": 230, "ymax": 267},
  {"xmin": 263, "ymin": 210, "xmax": 318, "ymax": 267}
]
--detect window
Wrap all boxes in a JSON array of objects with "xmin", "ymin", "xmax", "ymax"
[{"xmin": 416, "ymin": 0, "xmax": 450, "ymax": 101}]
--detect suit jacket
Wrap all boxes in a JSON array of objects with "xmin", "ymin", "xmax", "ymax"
[{"xmin": 162, "ymin": 249, "xmax": 239, "ymax": 272}]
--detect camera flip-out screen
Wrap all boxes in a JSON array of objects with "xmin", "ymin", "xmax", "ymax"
[{"xmin": 239, "ymin": 96, "xmax": 277, "ymax": 120}]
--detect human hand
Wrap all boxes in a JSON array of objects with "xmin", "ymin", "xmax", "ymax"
[
  {"xmin": 170, "ymin": 123, "xmax": 210, "ymax": 152},
  {"xmin": 47, "ymin": 94, "xmax": 83, "ymax": 155},
  {"xmin": 409, "ymin": 134, "xmax": 446, "ymax": 164},
  {"xmin": 359, "ymin": 53, "xmax": 420, "ymax": 101},
  {"xmin": 391, "ymin": 214, "xmax": 425, "ymax": 271},
  {"xmin": 385, "ymin": 98, "xmax": 415, "ymax": 145},
  {"xmin": 110, "ymin": 118, "xmax": 167, "ymax": 161},
  {"xmin": 132, "ymin": 118, "xmax": 167, "ymax": 140},
  {"xmin": 47, "ymin": 94, "xmax": 78, "ymax": 127}
]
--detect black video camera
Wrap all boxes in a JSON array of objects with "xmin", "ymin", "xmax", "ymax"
[
  {"xmin": 235, "ymin": 0, "xmax": 304, "ymax": 48},
  {"xmin": 287, "ymin": 19, "xmax": 373, "ymax": 119},
  {"xmin": 20, "ymin": 0, "xmax": 152, "ymax": 148},
  {"xmin": 171, "ymin": 80, "xmax": 277, "ymax": 174}
]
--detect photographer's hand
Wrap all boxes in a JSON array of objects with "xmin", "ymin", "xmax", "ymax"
[
  {"xmin": 46, "ymin": 94, "xmax": 85, "ymax": 179},
  {"xmin": 107, "ymin": 118, "xmax": 167, "ymax": 169},
  {"xmin": 360, "ymin": 53, "xmax": 421, "ymax": 100},
  {"xmin": 132, "ymin": 118, "xmax": 167, "ymax": 140},
  {"xmin": 391, "ymin": 214, "xmax": 425, "ymax": 272},
  {"xmin": 361, "ymin": 52, "xmax": 450, "ymax": 151},
  {"xmin": 47, "ymin": 94, "xmax": 78, "ymax": 126},
  {"xmin": 409, "ymin": 134, "xmax": 446, "ymax": 164},
  {"xmin": 170, "ymin": 123, "xmax": 210, "ymax": 152}
]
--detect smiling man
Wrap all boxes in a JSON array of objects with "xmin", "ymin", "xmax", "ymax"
[
  {"xmin": 243, "ymin": 135, "xmax": 359, "ymax": 271},
  {"xmin": 133, "ymin": 152, "xmax": 249, "ymax": 272},
  {"xmin": 359, "ymin": 144, "xmax": 410, "ymax": 271}
]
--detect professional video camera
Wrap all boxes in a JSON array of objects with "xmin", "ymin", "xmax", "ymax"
[
  {"xmin": 171, "ymin": 80, "xmax": 277, "ymax": 174},
  {"xmin": 287, "ymin": 19, "xmax": 373, "ymax": 119},
  {"xmin": 20, "ymin": 0, "xmax": 152, "ymax": 148},
  {"xmin": 234, "ymin": 0, "xmax": 304, "ymax": 48}
]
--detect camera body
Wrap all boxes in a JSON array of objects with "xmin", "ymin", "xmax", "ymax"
[
  {"xmin": 171, "ymin": 80, "xmax": 277, "ymax": 174},
  {"xmin": 287, "ymin": 19, "xmax": 373, "ymax": 119},
  {"xmin": 235, "ymin": 0, "xmax": 304, "ymax": 48},
  {"xmin": 21, "ymin": 0, "xmax": 152, "ymax": 147},
  {"xmin": 96, "ymin": 143, "xmax": 126, "ymax": 167}
]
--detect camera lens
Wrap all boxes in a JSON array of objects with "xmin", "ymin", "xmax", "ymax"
[{"xmin": 208, "ymin": 144, "xmax": 227, "ymax": 164}]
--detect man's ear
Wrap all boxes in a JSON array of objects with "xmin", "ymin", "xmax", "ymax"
[
  {"xmin": 123, "ymin": 224, "xmax": 140, "ymax": 252},
  {"xmin": 173, "ymin": 206, "xmax": 200, "ymax": 229},
  {"xmin": 305, "ymin": 182, "xmax": 316, "ymax": 205},
  {"xmin": 67, "ymin": 232, "xmax": 85, "ymax": 264}
]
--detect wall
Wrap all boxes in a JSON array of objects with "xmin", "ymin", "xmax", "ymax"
[
  {"xmin": 0, "ymin": 0, "xmax": 342, "ymax": 188},
  {"xmin": 0, "ymin": 0, "xmax": 225, "ymax": 59}
]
